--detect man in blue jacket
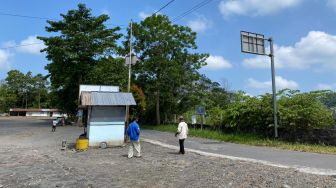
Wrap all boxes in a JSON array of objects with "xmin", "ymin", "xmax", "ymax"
[{"xmin": 127, "ymin": 117, "xmax": 141, "ymax": 158}]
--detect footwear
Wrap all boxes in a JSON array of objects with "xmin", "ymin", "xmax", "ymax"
[{"xmin": 135, "ymin": 155, "xmax": 142, "ymax": 158}]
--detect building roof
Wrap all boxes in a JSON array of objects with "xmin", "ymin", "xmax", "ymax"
[
  {"xmin": 9, "ymin": 108, "xmax": 61, "ymax": 112},
  {"xmin": 79, "ymin": 85, "xmax": 119, "ymax": 97},
  {"xmin": 80, "ymin": 91, "xmax": 136, "ymax": 106}
]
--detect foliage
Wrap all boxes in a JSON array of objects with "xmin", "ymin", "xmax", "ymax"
[
  {"xmin": 278, "ymin": 89, "xmax": 333, "ymax": 129},
  {"xmin": 127, "ymin": 14, "xmax": 208, "ymax": 124},
  {"xmin": 207, "ymin": 106, "xmax": 225, "ymax": 129},
  {"xmin": 315, "ymin": 90, "xmax": 336, "ymax": 108},
  {"xmin": 0, "ymin": 70, "xmax": 50, "ymax": 112},
  {"xmin": 182, "ymin": 75, "xmax": 231, "ymax": 113},
  {"xmin": 222, "ymin": 90, "xmax": 333, "ymax": 132},
  {"xmin": 38, "ymin": 4, "xmax": 122, "ymax": 114},
  {"xmin": 86, "ymin": 57, "xmax": 127, "ymax": 87},
  {"xmin": 130, "ymin": 84, "xmax": 146, "ymax": 117},
  {"xmin": 0, "ymin": 84, "xmax": 17, "ymax": 112}
]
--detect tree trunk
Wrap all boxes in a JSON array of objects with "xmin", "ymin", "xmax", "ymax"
[
  {"xmin": 156, "ymin": 90, "xmax": 160, "ymax": 125},
  {"xmin": 25, "ymin": 92, "xmax": 27, "ymax": 109},
  {"xmin": 38, "ymin": 91, "xmax": 41, "ymax": 109}
]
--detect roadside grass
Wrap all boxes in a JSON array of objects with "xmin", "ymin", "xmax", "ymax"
[{"xmin": 142, "ymin": 124, "xmax": 336, "ymax": 155}]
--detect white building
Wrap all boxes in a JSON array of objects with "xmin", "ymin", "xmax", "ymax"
[{"xmin": 9, "ymin": 108, "xmax": 63, "ymax": 117}]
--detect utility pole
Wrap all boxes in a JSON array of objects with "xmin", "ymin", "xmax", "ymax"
[{"xmin": 125, "ymin": 20, "xmax": 132, "ymax": 129}]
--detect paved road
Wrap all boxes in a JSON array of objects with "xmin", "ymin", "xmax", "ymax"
[{"xmin": 141, "ymin": 129, "xmax": 336, "ymax": 175}]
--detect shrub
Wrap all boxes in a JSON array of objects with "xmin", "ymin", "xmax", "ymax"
[
  {"xmin": 278, "ymin": 90, "xmax": 333, "ymax": 129},
  {"xmin": 222, "ymin": 90, "xmax": 333, "ymax": 133}
]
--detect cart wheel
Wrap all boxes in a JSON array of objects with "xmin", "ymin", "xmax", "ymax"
[{"xmin": 100, "ymin": 142, "xmax": 107, "ymax": 149}]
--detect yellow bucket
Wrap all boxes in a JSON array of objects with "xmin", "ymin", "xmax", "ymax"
[{"xmin": 76, "ymin": 138, "xmax": 89, "ymax": 151}]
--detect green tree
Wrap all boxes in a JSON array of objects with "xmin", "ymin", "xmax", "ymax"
[
  {"xmin": 31, "ymin": 74, "xmax": 50, "ymax": 108},
  {"xmin": 4, "ymin": 70, "xmax": 51, "ymax": 109},
  {"xmin": 315, "ymin": 90, "xmax": 336, "ymax": 108},
  {"xmin": 5, "ymin": 70, "xmax": 32, "ymax": 108},
  {"xmin": 38, "ymin": 4, "xmax": 122, "ymax": 114},
  {"xmin": 208, "ymin": 106, "xmax": 225, "ymax": 130},
  {"xmin": 127, "ymin": 15, "xmax": 208, "ymax": 124},
  {"xmin": 0, "ymin": 84, "xmax": 17, "ymax": 112},
  {"xmin": 86, "ymin": 57, "xmax": 127, "ymax": 87}
]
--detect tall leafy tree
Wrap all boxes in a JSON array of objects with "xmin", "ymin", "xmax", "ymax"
[
  {"xmin": 0, "ymin": 84, "xmax": 16, "ymax": 112},
  {"xmin": 5, "ymin": 70, "xmax": 32, "ymax": 108},
  {"xmin": 38, "ymin": 4, "xmax": 122, "ymax": 114},
  {"xmin": 2, "ymin": 70, "xmax": 50, "ymax": 110},
  {"xmin": 86, "ymin": 57, "xmax": 127, "ymax": 87},
  {"xmin": 127, "ymin": 15, "xmax": 208, "ymax": 124},
  {"xmin": 31, "ymin": 74, "xmax": 50, "ymax": 108}
]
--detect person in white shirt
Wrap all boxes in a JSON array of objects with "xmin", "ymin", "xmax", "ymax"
[{"xmin": 175, "ymin": 116, "xmax": 188, "ymax": 154}]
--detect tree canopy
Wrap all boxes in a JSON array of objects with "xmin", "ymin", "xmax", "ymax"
[
  {"xmin": 38, "ymin": 4, "xmax": 123, "ymax": 113},
  {"xmin": 0, "ymin": 70, "xmax": 50, "ymax": 112},
  {"xmin": 128, "ymin": 15, "xmax": 208, "ymax": 124}
]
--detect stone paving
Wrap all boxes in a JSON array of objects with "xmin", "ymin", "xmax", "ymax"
[{"xmin": 0, "ymin": 117, "xmax": 335, "ymax": 188}]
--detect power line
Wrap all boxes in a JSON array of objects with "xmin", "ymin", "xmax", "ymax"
[
  {"xmin": 152, "ymin": 0, "xmax": 176, "ymax": 15},
  {"xmin": 172, "ymin": 0, "xmax": 214, "ymax": 22},
  {"xmin": 0, "ymin": 11, "xmax": 125, "ymax": 28},
  {"xmin": 0, "ymin": 12, "xmax": 56, "ymax": 20},
  {"xmin": 0, "ymin": 11, "xmax": 126, "ymax": 50},
  {"xmin": 0, "ymin": 43, "xmax": 44, "ymax": 50}
]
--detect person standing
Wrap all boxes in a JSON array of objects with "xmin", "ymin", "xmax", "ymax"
[
  {"xmin": 51, "ymin": 123, "xmax": 56, "ymax": 132},
  {"xmin": 175, "ymin": 116, "xmax": 188, "ymax": 154},
  {"xmin": 127, "ymin": 117, "xmax": 141, "ymax": 158}
]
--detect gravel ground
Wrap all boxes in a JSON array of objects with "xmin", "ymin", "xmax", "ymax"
[{"xmin": 0, "ymin": 117, "xmax": 335, "ymax": 188}]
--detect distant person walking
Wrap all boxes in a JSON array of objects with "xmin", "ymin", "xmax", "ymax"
[
  {"xmin": 175, "ymin": 116, "xmax": 188, "ymax": 154},
  {"xmin": 51, "ymin": 121, "xmax": 57, "ymax": 132},
  {"xmin": 127, "ymin": 117, "xmax": 141, "ymax": 158}
]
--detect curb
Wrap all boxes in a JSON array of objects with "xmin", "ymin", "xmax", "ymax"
[{"xmin": 141, "ymin": 138, "xmax": 336, "ymax": 176}]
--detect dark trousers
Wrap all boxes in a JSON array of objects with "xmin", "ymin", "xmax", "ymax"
[
  {"xmin": 52, "ymin": 126, "xmax": 56, "ymax": 132},
  {"xmin": 179, "ymin": 139, "xmax": 185, "ymax": 154}
]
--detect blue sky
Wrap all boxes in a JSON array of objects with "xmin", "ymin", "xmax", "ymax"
[{"xmin": 1, "ymin": 0, "xmax": 336, "ymax": 95}]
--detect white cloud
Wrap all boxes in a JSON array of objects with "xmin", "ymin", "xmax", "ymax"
[
  {"xmin": 327, "ymin": 0, "xmax": 336, "ymax": 10},
  {"xmin": 187, "ymin": 16, "xmax": 212, "ymax": 32},
  {"xmin": 219, "ymin": 0, "xmax": 303, "ymax": 17},
  {"xmin": 316, "ymin": 83, "xmax": 336, "ymax": 90},
  {"xmin": 243, "ymin": 31, "xmax": 336, "ymax": 70},
  {"xmin": 205, "ymin": 55, "xmax": 232, "ymax": 70},
  {"xmin": 3, "ymin": 41, "xmax": 16, "ymax": 48},
  {"xmin": 139, "ymin": 11, "xmax": 152, "ymax": 20},
  {"xmin": 317, "ymin": 83, "xmax": 334, "ymax": 90},
  {"xmin": 0, "ymin": 50, "xmax": 11, "ymax": 71},
  {"xmin": 17, "ymin": 35, "xmax": 45, "ymax": 55},
  {"xmin": 101, "ymin": 9, "xmax": 110, "ymax": 16},
  {"xmin": 247, "ymin": 76, "xmax": 299, "ymax": 91}
]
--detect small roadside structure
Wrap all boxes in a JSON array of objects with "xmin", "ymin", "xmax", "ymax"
[{"xmin": 78, "ymin": 85, "xmax": 136, "ymax": 147}]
